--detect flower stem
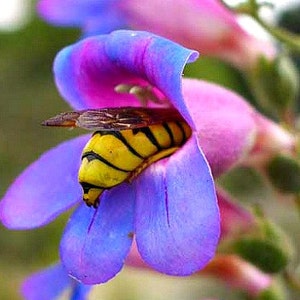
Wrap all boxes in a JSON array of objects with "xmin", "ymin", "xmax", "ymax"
[
  {"xmin": 283, "ymin": 270, "xmax": 300, "ymax": 292},
  {"xmin": 222, "ymin": 0, "xmax": 300, "ymax": 54},
  {"xmin": 252, "ymin": 16, "xmax": 300, "ymax": 54}
]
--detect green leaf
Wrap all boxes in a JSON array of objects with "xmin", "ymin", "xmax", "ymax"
[
  {"xmin": 278, "ymin": 5, "xmax": 300, "ymax": 35},
  {"xmin": 247, "ymin": 55, "xmax": 299, "ymax": 120},
  {"xmin": 257, "ymin": 279, "xmax": 287, "ymax": 300},
  {"xmin": 267, "ymin": 155, "xmax": 300, "ymax": 193},
  {"xmin": 184, "ymin": 56, "xmax": 253, "ymax": 101},
  {"xmin": 217, "ymin": 166, "xmax": 271, "ymax": 203},
  {"xmin": 233, "ymin": 238, "xmax": 289, "ymax": 273},
  {"xmin": 232, "ymin": 217, "xmax": 293, "ymax": 274}
]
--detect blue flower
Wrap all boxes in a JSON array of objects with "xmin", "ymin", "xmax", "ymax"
[
  {"xmin": 0, "ymin": 30, "xmax": 220, "ymax": 284},
  {"xmin": 22, "ymin": 264, "xmax": 91, "ymax": 300}
]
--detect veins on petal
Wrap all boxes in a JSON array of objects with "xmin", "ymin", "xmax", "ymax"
[
  {"xmin": 163, "ymin": 176, "xmax": 171, "ymax": 228},
  {"xmin": 87, "ymin": 208, "xmax": 98, "ymax": 234},
  {"xmin": 77, "ymin": 207, "xmax": 98, "ymax": 280}
]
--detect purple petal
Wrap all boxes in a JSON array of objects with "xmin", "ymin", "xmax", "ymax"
[
  {"xmin": 54, "ymin": 30, "xmax": 198, "ymax": 125},
  {"xmin": 21, "ymin": 263, "xmax": 91, "ymax": 300},
  {"xmin": 37, "ymin": 0, "xmax": 127, "ymax": 35},
  {"xmin": 21, "ymin": 264, "xmax": 70, "ymax": 300},
  {"xmin": 60, "ymin": 183, "xmax": 135, "ymax": 284},
  {"xmin": 134, "ymin": 134, "xmax": 220, "ymax": 275},
  {"xmin": 0, "ymin": 135, "xmax": 90, "ymax": 229}
]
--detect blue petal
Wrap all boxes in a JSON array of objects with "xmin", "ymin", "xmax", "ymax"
[
  {"xmin": 134, "ymin": 134, "xmax": 220, "ymax": 275},
  {"xmin": 60, "ymin": 183, "xmax": 135, "ymax": 284},
  {"xmin": 71, "ymin": 283, "xmax": 92, "ymax": 300},
  {"xmin": 21, "ymin": 263, "xmax": 91, "ymax": 300},
  {"xmin": 0, "ymin": 135, "xmax": 90, "ymax": 229},
  {"xmin": 37, "ymin": 0, "xmax": 127, "ymax": 35},
  {"xmin": 105, "ymin": 30, "xmax": 198, "ymax": 126},
  {"xmin": 54, "ymin": 30, "xmax": 198, "ymax": 128}
]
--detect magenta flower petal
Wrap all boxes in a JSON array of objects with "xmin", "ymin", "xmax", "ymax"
[
  {"xmin": 181, "ymin": 79, "xmax": 257, "ymax": 177},
  {"xmin": 217, "ymin": 188, "xmax": 255, "ymax": 238},
  {"xmin": 21, "ymin": 263, "xmax": 91, "ymax": 300},
  {"xmin": 134, "ymin": 135, "xmax": 220, "ymax": 275},
  {"xmin": 60, "ymin": 183, "xmax": 135, "ymax": 284},
  {"xmin": 54, "ymin": 30, "xmax": 198, "ymax": 125},
  {"xmin": 0, "ymin": 135, "xmax": 89, "ymax": 229}
]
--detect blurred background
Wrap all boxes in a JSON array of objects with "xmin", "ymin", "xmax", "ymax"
[{"xmin": 0, "ymin": 0, "xmax": 300, "ymax": 299}]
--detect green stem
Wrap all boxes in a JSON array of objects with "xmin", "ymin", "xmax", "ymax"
[
  {"xmin": 253, "ymin": 17, "xmax": 300, "ymax": 54},
  {"xmin": 221, "ymin": 0, "xmax": 300, "ymax": 54},
  {"xmin": 248, "ymin": 0, "xmax": 300, "ymax": 53},
  {"xmin": 295, "ymin": 194, "xmax": 300, "ymax": 218},
  {"xmin": 283, "ymin": 270, "xmax": 300, "ymax": 292}
]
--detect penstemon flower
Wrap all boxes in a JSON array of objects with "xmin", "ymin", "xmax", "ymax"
[
  {"xmin": 202, "ymin": 254, "xmax": 273, "ymax": 297},
  {"xmin": 37, "ymin": 0, "xmax": 275, "ymax": 69},
  {"xmin": 217, "ymin": 188, "xmax": 255, "ymax": 238},
  {"xmin": 127, "ymin": 242, "xmax": 273, "ymax": 298},
  {"xmin": 22, "ymin": 264, "xmax": 91, "ymax": 300},
  {"xmin": 0, "ymin": 30, "xmax": 220, "ymax": 284},
  {"xmin": 22, "ymin": 254, "xmax": 272, "ymax": 300},
  {"xmin": 0, "ymin": 30, "xmax": 293, "ymax": 285}
]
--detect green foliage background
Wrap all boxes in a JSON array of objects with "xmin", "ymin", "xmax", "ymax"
[{"xmin": 0, "ymin": 4, "xmax": 79, "ymax": 298}]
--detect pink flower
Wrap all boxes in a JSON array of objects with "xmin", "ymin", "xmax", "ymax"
[
  {"xmin": 202, "ymin": 255, "xmax": 273, "ymax": 297},
  {"xmin": 37, "ymin": 0, "xmax": 275, "ymax": 69},
  {"xmin": 126, "ymin": 243, "xmax": 273, "ymax": 297},
  {"xmin": 217, "ymin": 188, "xmax": 255, "ymax": 238},
  {"xmin": 180, "ymin": 79, "xmax": 294, "ymax": 177}
]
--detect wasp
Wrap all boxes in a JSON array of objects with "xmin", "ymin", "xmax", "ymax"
[{"xmin": 43, "ymin": 107, "xmax": 192, "ymax": 208}]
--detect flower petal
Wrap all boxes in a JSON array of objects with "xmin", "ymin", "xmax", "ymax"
[
  {"xmin": 202, "ymin": 255, "xmax": 272, "ymax": 297},
  {"xmin": 21, "ymin": 264, "xmax": 70, "ymax": 300},
  {"xmin": 21, "ymin": 263, "xmax": 91, "ymax": 300},
  {"xmin": 122, "ymin": 0, "xmax": 275, "ymax": 69},
  {"xmin": 70, "ymin": 283, "xmax": 92, "ymax": 300},
  {"xmin": 38, "ymin": 0, "xmax": 275, "ymax": 69},
  {"xmin": 60, "ymin": 183, "xmax": 135, "ymax": 284},
  {"xmin": 0, "ymin": 135, "xmax": 89, "ymax": 229},
  {"xmin": 217, "ymin": 188, "xmax": 254, "ymax": 238},
  {"xmin": 134, "ymin": 134, "xmax": 220, "ymax": 275},
  {"xmin": 54, "ymin": 30, "xmax": 198, "ymax": 126},
  {"xmin": 181, "ymin": 78, "xmax": 257, "ymax": 177},
  {"xmin": 37, "ymin": 0, "xmax": 127, "ymax": 35}
]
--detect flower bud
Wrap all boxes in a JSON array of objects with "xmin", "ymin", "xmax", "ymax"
[
  {"xmin": 202, "ymin": 255, "xmax": 272, "ymax": 297},
  {"xmin": 248, "ymin": 55, "xmax": 299, "ymax": 119}
]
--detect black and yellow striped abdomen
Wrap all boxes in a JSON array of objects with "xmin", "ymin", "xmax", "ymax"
[{"xmin": 79, "ymin": 120, "xmax": 191, "ymax": 207}]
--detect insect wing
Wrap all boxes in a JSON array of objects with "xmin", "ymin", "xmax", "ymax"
[
  {"xmin": 41, "ymin": 111, "xmax": 81, "ymax": 127},
  {"xmin": 42, "ymin": 107, "xmax": 185, "ymax": 131}
]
